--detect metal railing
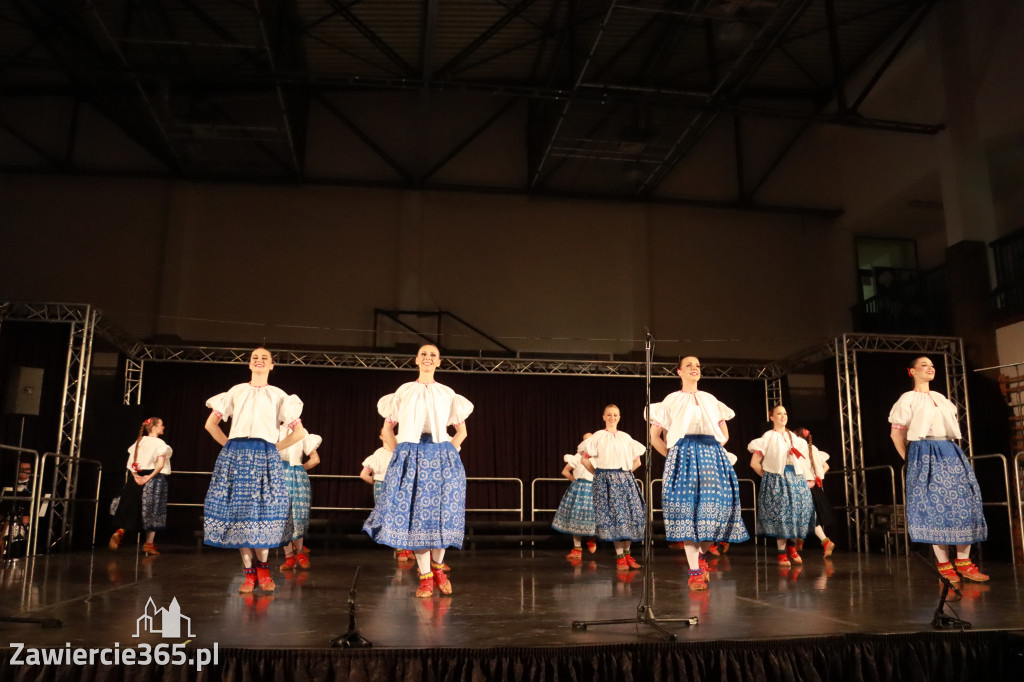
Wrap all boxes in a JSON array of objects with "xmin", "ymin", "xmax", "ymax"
[
  {"xmin": 529, "ymin": 477, "xmax": 568, "ymax": 522},
  {"xmin": 650, "ymin": 476, "xmax": 758, "ymax": 541},
  {"xmin": 1016, "ymin": 452, "xmax": 1024, "ymax": 561},
  {"xmin": 969, "ymin": 454, "xmax": 1015, "ymax": 557},
  {"xmin": 1, "ymin": 445, "xmax": 41, "ymax": 560},
  {"xmin": 39, "ymin": 452, "xmax": 102, "ymax": 555},
  {"xmin": 828, "ymin": 465, "xmax": 899, "ymax": 554},
  {"xmin": 167, "ymin": 470, "xmax": 525, "ymax": 524}
]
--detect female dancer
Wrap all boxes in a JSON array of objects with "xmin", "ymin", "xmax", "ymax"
[
  {"xmin": 889, "ymin": 356, "xmax": 988, "ymax": 582},
  {"xmin": 797, "ymin": 427, "xmax": 836, "ymax": 556},
  {"xmin": 278, "ymin": 425, "xmax": 321, "ymax": 571},
  {"xmin": 552, "ymin": 433, "xmax": 597, "ymax": 560},
  {"xmin": 109, "ymin": 417, "xmax": 172, "ymax": 556},
  {"xmin": 203, "ymin": 347, "xmax": 307, "ymax": 594},
  {"xmin": 581, "ymin": 406, "xmax": 645, "ymax": 571},
  {"xmin": 360, "ymin": 441, "xmax": 413, "ymax": 562},
  {"xmin": 748, "ymin": 406, "xmax": 816, "ymax": 566},
  {"xmin": 649, "ymin": 356, "xmax": 748, "ymax": 591},
  {"xmin": 363, "ymin": 344, "xmax": 473, "ymax": 598}
]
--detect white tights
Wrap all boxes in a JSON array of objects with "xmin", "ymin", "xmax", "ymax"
[
  {"xmin": 414, "ymin": 548, "xmax": 447, "ymax": 574},
  {"xmin": 932, "ymin": 544, "xmax": 971, "ymax": 563}
]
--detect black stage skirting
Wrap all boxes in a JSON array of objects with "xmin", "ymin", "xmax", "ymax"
[{"xmin": 2, "ymin": 631, "xmax": 1023, "ymax": 682}]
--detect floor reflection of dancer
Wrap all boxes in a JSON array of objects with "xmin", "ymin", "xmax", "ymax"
[
  {"xmin": 109, "ymin": 417, "xmax": 172, "ymax": 556},
  {"xmin": 203, "ymin": 347, "xmax": 307, "ymax": 594},
  {"xmin": 362, "ymin": 344, "xmax": 473, "ymax": 599},
  {"xmin": 278, "ymin": 425, "xmax": 321, "ymax": 571},
  {"xmin": 649, "ymin": 356, "xmax": 749, "ymax": 592},
  {"xmin": 889, "ymin": 355, "xmax": 988, "ymax": 583},
  {"xmin": 552, "ymin": 433, "xmax": 597, "ymax": 561},
  {"xmin": 796, "ymin": 427, "xmax": 836, "ymax": 557},
  {"xmin": 748, "ymin": 406, "xmax": 815, "ymax": 567},
  {"xmin": 581, "ymin": 406, "xmax": 646, "ymax": 572},
  {"xmin": 360, "ymin": 441, "xmax": 414, "ymax": 563}
]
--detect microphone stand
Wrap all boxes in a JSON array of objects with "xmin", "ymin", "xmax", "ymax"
[
  {"xmin": 572, "ymin": 332, "xmax": 698, "ymax": 640},
  {"xmin": 912, "ymin": 551, "xmax": 970, "ymax": 631},
  {"xmin": 330, "ymin": 566, "xmax": 372, "ymax": 647}
]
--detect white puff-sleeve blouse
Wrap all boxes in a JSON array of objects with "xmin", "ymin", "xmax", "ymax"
[
  {"xmin": 580, "ymin": 430, "xmax": 645, "ymax": 472},
  {"xmin": 647, "ymin": 390, "xmax": 735, "ymax": 445},
  {"xmin": 361, "ymin": 447, "xmax": 394, "ymax": 481},
  {"xmin": 206, "ymin": 383, "xmax": 303, "ymax": 443},
  {"xmin": 278, "ymin": 428, "xmax": 322, "ymax": 467},
  {"xmin": 378, "ymin": 381, "xmax": 473, "ymax": 445},
  {"xmin": 125, "ymin": 436, "xmax": 172, "ymax": 475},
  {"xmin": 803, "ymin": 445, "xmax": 830, "ymax": 482},
  {"xmin": 747, "ymin": 430, "xmax": 812, "ymax": 476},
  {"xmin": 888, "ymin": 391, "xmax": 961, "ymax": 441},
  {"xmin": 563, "ymin": 453, "xmax": 594, "ymax": 482}
]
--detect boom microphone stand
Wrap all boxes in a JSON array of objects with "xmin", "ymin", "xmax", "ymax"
[{"xmin": 572, "ymin": 332, "xmax": 697, "ymax": 640}]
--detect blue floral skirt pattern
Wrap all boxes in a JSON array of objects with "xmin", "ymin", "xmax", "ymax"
[
  {"xmin": 283, "ymin": 464, "xmax": 311, "ymax": 541},
  {"xmin": 373, "ymin": 480, "xmax": 384, "ymax": 504},
  {"xmin": 592, "ymin": 470, "xmax": 645, "ymax": 542},
  {"xmin": 662, "ymin": 435, "xmax": 749, "ymax": 543},
  {"xmin": 552, "ymin": 479, "xmax": 596, "ymax": 536},
  {"xmin": 756, "ymin": 466, "xmax": 815, "ymax": 539},
  {"xmin": 906, "ymin": 439, "xmax": 987, "ymax": 544},
  {"xmin": 141, "ymin": 473, "xmax": 168, "ymax": 531},
  {"xmin": 203, "ymin": 438, "xmax": 292, "ymax": 549},
  {"xmin": 363, "ymin": 437, "xmax": 466, "ymax": 550}
]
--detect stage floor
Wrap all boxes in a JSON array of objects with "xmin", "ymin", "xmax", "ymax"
[{"xmin": 2, "ymin": 543, "xmax": 1023, "ymax": 649}]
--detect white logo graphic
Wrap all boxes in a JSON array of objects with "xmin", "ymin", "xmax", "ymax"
[{"xmin": 134, "ymin": 597, "xmax": 195, "ymax": 639}]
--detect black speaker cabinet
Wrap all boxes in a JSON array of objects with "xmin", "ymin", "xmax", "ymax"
[{"xmin": 4, "ymin": 366, "xmax": 44, "ymax": 416}]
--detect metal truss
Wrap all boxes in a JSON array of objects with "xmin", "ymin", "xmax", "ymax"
[
  {"xmin": 131, "ymin": 343, "xmax": 771, "ymax": 380},
  {"xmin": 0, "ymin": 301, "xmax": 96, "ymax": 552}
]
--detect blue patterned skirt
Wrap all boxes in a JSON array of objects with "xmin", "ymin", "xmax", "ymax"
[
  {"xmin": 592, "ymin": 470, "xmax": 645, "ymax": 542},
  {"xmin": 362, "ymin": 437, "xmax": 466, "ymax": 550},
  {"xmin": 756, "ymin": 466, "xmax": 815, "ymax": 539},
  {"xmin": 283, "ymin": 464, "xmax": 311, "ymax": 541},
  {"xmin": 552, "ymin": 479, "xmax": 596, "ymax": 536},
  {"xmin": 141, "ymin": 473, "xmax": 168, "ymax": 531},
  {"xmin": 373, "ymin": 480, "xmax": 384, "ymax": 504},
  {"xmin": 203, "ymin": 438, "xmax": 292, "ymax": 549},
  {"xmin": 906, "ymin": 439, "xmax": 987, "ymax": 544},
  {"xmin": 662, "ymin": 435, "xmax": 749, "ymax": 543}
]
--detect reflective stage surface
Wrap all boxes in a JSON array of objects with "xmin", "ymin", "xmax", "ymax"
[{"xmin": 1, "ymin": 543, "xmax": 1022, "ymax": 649}]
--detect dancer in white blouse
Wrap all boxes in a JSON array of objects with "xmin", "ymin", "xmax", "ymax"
[
  {"xmin": 649, "ymin": 356, "xmax": 748, "ymax": 592},
  {"xmin": 361, "ymin": 441, "xmax": 413, "ymax": 563},
  {"xmin": 552, "ymin": 433, "xmax": 598, "ymax": 560},
  {"xmin": 109, "ymin": 417, "xmax": 172, "ymax": 556},
  {"xmin": 363, "ymin": 344, "xmax": 473, "ymax": 599},
  {"xmin": 278, "ymin": 425, "xmax": 321, "ymax": 571},
  {"xmin": 748, "ymin": 406, "xmax": 817, "ymax": 566},
  {"xmin": 203, "ymin": 347, "xmax": 308, "ymax": 594},
  {"xmin": 581, "ymin": 407, "xmax": 646, "ymax": 571},
  {"xmin": 889, "ymin": 356, "xmax": 988, "ymax": 582}
]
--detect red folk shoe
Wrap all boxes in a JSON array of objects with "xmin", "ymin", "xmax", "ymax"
[
  {"xmin": 416, "ymin": 572, "xmax": 435, "ymax": 598},
  {"xmin": 108, "ymin": 529, "xmax": 124, "ymax": 550},
  {"xmin": 238, "ymin": 567, "xmax": 257, "ymax": 594},
  {"xmin": 707, "ymin": 543, "xmax": 720, "ymax": 556},
  {"xmin": 822, "ymin": 538, "xmax": 835, "ymax": 558},
  {"xmin": 142, "ymin": 542, "xmax": 160, "ymax": 556},
  {"xmin": 623, "ymin": 552, "xmax": 642, "ymax": 569},
  {"xmin": 954, "ymin": 559, "xmax": 989, "ymax": 582},
  {"xmin": 279, "ymin": 555, "xmax": 296, "ymax": 571},
  {"xmin": 295, "ymin": 552, "xmax": 311, "ymax": 569},
  {"xmin": 688, "ymin": 573, "xmax": 708, "ymax": 591},
  {"xmin": 787, "ymin": 545, "xmax": 803, "ymax": 565},
  {"xmin": 431, "ymin": 561, "xmax": 452, "ymax": 595},
  {"xmin": 777, "ymin": 553, "xmax": 791, "ymax": 567},
  {"xmin": 566, "ymin": 546, "xmax": 583, "ymax": 560},
  {"xmin": 937, "ymin": 561, "xmax": 960, "ymax": 583},
  {"xmin": 586, "ymin": 539, "xmax": 597, "ymax": 554},
  {"xmin": 615, "ymin": 555, "xmax": 629, "ymax": 571},
  {"xmin": 255, "ymin": 562, "xmax": 275, "ymax": 592}
]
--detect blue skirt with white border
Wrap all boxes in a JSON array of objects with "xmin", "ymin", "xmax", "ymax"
[
  {"xmin": 906, "ymin": 439, "xmax": 987, "ymax": 544},
  {"xmin": 662, "ymin": 435, "xmax": 749, "ymax": 543}
]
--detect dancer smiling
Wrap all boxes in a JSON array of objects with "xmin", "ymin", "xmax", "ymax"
[
  {"xmin": 649, "ymin": 356, "xmax": 749, "ymax": 592},
  {"xmin": 363, "ymin": 344, "xmax": 473, "ymax": 598}
]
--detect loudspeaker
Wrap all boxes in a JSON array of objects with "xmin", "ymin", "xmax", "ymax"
[{"xmin": 4, "ymin": 367, "xmax": 44, "ymax": 416}]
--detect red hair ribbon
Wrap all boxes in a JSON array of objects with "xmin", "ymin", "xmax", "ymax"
[
  {"xmin": 906, "ymin": 368, "xmax": 914, "ymax": 377},
  {"xmin": 144, "ymin": 418, "xmax": 151, "ymax": 426}
]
